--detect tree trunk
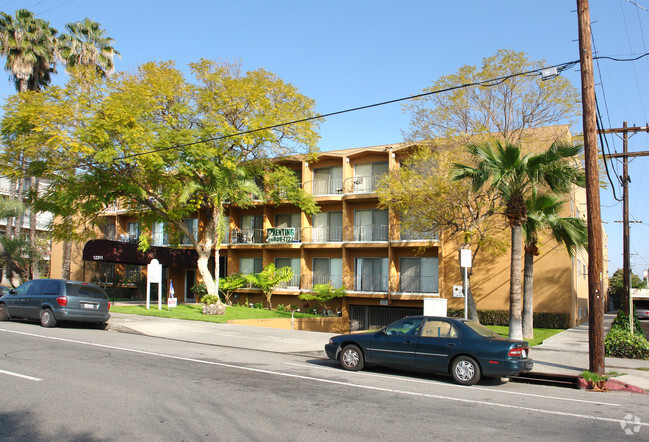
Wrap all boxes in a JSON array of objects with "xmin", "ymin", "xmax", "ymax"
[
  {"xmin": 29, "ymin": 177, "xmax": 38, "ymax": 279},
  {"xmin": 62, "ymin": 239, "xmax": 72, "ymax": 279},
  {"xmin": 197, "ymin": 253, "xmax": 216, "ymax": 300},
  {"xmin": 522, "ymin": 249, "xmax": 534, "ymax": 339},
  {"xmin": 466, "ymin": 273, "xmax": 479, "ymax": 322},
  {"xmin": 508, "ymin": 223, "xmax": 523, "ymax": 340}
]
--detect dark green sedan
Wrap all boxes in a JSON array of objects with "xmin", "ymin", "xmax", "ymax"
[{"xmin": 325, "ymin": 316, "xmax": 533, "ymax": 385}]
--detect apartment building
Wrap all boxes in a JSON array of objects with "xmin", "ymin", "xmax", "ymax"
[{"xmin": 51, "ymin": 126, "xmax": 602, "ymax": 328}]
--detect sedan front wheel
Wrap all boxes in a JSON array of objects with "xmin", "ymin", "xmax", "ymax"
[
  {"xmin": 451, "ymin": 356, "xmax": 481, "ymax": 385},
  {"xmin": 339, "ymin": 344, "xmax": 364, "ymax": 371}
]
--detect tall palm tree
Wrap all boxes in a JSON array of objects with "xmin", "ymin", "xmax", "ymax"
[
  {"xmin": 58, "ymin": 18, "xmax": 120, "ymax": 78},
  {"xmin": 522, "ymin": 193, "xmax": 588, "ymax": 339},
  {"xmin": 58, "ymin": 18, "xmax": 119, "ymax": 279},
  {"xmin": 0, "ymin": 9, "xmax": 57, "ymax": 92},
  {"xmin": 453, "ymin": 140, "xmax": 583, "ymax": 340}
]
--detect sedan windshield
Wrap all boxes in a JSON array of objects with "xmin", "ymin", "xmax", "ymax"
[{"xmin": 463, "ymin": 320, "xmax": 502, "ymax": 338}]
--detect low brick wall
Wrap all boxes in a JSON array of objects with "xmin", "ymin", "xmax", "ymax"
[{"xmin": 227, "ymin": 317, "xmax": 349, "ymax": 334}]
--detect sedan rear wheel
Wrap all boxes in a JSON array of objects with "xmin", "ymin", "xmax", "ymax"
[
  {"xmin": 40, "ymin": 308, "xmax": 57, "ymax": 328},
  {"xmin": 339, "ymin": 344, "xmax": 364, "ymax": 371},
  {"xmin": 451, "ymin": 356, "xmax": 481, "ymax": 385},
  {"xmin": 0, "ymin": 304, "xmax": 8, "ymax": 321}
]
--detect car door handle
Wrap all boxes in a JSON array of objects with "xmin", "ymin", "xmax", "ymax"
[{"xmin": 446, "ymin": 343, "xmax": 456, "ymax": 348}]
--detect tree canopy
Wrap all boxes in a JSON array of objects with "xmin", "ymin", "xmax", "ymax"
[
  {"xmin": 0, "ymin": 60, "xmax": 321, "ymax": 307},
  {"xmin": 402, "ymin": 49, "xmax": 580, "ymax": 145}
]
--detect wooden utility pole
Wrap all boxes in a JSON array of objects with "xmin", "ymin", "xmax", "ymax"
[
  {"xmin": 577, "ymin": 0, "xmax": 605, "ymax": 374},
  {"xmin": 600, "ymin": 123, "xmax": 649, "ymax": 316}
]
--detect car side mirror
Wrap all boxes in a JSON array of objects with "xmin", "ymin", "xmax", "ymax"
[{"xmin": 9, "ymin": 289, "xmax": 16, "ymax": 295}]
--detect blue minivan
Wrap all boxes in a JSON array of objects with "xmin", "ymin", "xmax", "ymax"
[{"xmin": 0, "ymin": 279, "xmax": 110, "ymax": 328}]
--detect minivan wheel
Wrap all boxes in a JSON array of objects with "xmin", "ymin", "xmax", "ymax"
[
  {"xmin": 0, "ymin": 304, "xmax": 8, "ymax": 321},
  {"xmin": 40, "ymin": 308, "xmax": 57, "ymax": 328},
  {"xmin": 339, "ymin": 344, "xmax": 364, "ymax": 371}
]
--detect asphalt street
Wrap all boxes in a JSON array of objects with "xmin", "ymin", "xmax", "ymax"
[{"xmin": 1, "ymin": 320, "xmax": 648, "ymax": 440}]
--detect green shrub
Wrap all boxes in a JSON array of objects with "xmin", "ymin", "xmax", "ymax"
[
  {"xmin": 276, "ymin": 304, "xmax": 286, "ymax": 312},
  {"xmin": 201, "ymin": 294, "xmax": 221, "ymax": 305},
  {"xmin": 610, "ymin": 311, "xmax": 645, "ymax": 338},
  {"xmin": 604, "ymin": 328, "xmax": 649, "ymax": 359},
  {"xmin": 192, "ymin": 282, "xmax": 207, "ymax": 301},
  {"xmin": 446, "ymin": 309, "xmax": 569, "ymax": 328}
]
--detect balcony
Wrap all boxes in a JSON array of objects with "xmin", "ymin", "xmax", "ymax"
[
  {"xmin": 397, "ymin": 275, "xmax": 439, "ymax": 294},
  {"xmin": 350, "ymin": 224, "xmax": 389, "ymax": 242},
  {"xmin": 311, "ymin": 273, "xmax": 343, "ymax": 289},
  {"xmin": 276, "ymin": 273, "xmax": 302, "ymax": 290},
  {"xmin": 309, "ymin": 178, "xmax": 344, "ymax": 196},
  {"xmin": 231, "ymin": 228, "xmax": 264, "ymax": 244},
  {"xmin": 398, "ymin": 226, "xmax": 439, "ymax": 241},
  {"xmin": 304, "ymin": 226, "xmax": 343, "ymax": 243},
  {"xmin": 344, "ymin": 175, "xmax": 383, "ymax": 194},
  {"xmin": 352, "ymin": 274, "xmax": 389, "ymax": 292}
]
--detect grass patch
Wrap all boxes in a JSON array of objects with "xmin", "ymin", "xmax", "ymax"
[
  {"xmin": 110, "ymin": 304, "xmax": 318, "ymax": 323},
  {"xmin": 485, "ymin": 325, "xmax": 564, "ymax": 347}
]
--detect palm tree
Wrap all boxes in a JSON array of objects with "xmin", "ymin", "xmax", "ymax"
[
  {"xmin": 0, "ymin": 9, "xmax": 57, "ymax": 92},
  {"xmin": 522, "ymin": 193, "xmax": 588, "ymax": 339},
  {"xmin": 58, "ymin": 18, "xmax": 120, "ymax": 78},
  {"xmin": 57, "ymin": 18, "xmax": 119, "ymax": 279},
  {"xmin": 453, "ymin": 140, "xmax": 583, "ymax": 340}
]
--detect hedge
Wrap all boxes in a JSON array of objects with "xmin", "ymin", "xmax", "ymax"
[{"xmin": 447, "ymin": 309, "xmax": 570, "ymax": 329}]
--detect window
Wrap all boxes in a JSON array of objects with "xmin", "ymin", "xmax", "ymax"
[
  {"xmin": 353, "ymin": 162, "xmax": 388, "ymax": 193},
  {"xmin": 275, "ymin": 257, "xmax": 301, "ymax": 288},
  {"xmin": 354, "ymin": 209, "xmax": 388, "ymax": 241},
  {"xmin": 313, "ymin": 257, "xmax": 343, "ymax": 288},
  {"xmin": 240, "ymin": 257, "xmax": 263, "ymax": 275},
  {"xmin": 312, "ymin": 211, "xmax": 343, "ymax": 242},
  {"xmin": 272, "ymin": 213, "xmax": 301, "ymax": 242},
  {"xmin": 239, "ymin": 215, "xmax": 263, "ymax": 243},
  {"xmin": 313, "ymin": 166, "xmax": 343, "ymax": 195},
  {"xmin": 127, "ymin": 222, "xmax": 140, "ymax": 243},
  {"xmin": 101, "ymin": 223, "xmax": 116, "ymax": 240},
  {"xmin": 421, "ymin": 320, "xmax": 459, "ymax": 338},
  {"xmin": 181, "ymin": 218, "xmax": 198, "ymax": 245},
  {"xmin": 384, "ymin": 317, "xmax": 424, "ymax": 336},
  {"xmin": 355, "ymin": 257, "xmax": 388, "ymax": 292},
  {"xmin": 400, "ymin": 257, "xmax": 439, "ymax": 293},
  {"xmin": 152, "ymin": 222, "xmax": 169, "ymax": 246}
]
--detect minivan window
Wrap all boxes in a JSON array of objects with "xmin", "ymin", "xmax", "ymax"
[
  {"xmin": 27, "ymin": 280, "xmax": 50, "ymax": 296},
  {"xmin": 43, "ymin": 280, "xmax": 61, "ymax": 296},
  {"xmin": 66, "ymin": 284, "xmax": 107, "ymax": 299}
]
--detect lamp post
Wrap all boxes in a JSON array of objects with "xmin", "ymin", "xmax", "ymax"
[{"xmin": 291, "ymin": 309, "xmax": 300, "ymax": 330}]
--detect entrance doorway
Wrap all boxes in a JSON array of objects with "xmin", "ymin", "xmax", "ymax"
[{"xmin": 185, "ymin": 269, "xmax": 196, "ymax": 302}]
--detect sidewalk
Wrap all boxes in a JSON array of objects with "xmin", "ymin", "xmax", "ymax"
[{"xmin": 106, "ymin": 311, "xmax": 649, "ymax": 391}]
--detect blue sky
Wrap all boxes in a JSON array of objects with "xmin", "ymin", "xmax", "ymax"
[{"xmin": 0, "ymin": 0, "xmax": 648, "ymax": 277}]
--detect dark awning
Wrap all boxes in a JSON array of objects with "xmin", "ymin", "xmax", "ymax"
[{"xmin": 82, "ymin": 239, "xmax": 198, "ymax": 268}]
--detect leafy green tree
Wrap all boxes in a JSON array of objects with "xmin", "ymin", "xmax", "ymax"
[
  {"xmin": 608, "ymin": 268, "xmax": 646, "ymax": 309},
  {"xmin": 2, "ymin": 61, "xmax": 319, "ymax": 311},
  {"xmin": 58, "ymin": 18, "xmax": 120, "ymax": 78},
  {"xmin": 246, "ymin": 264, "xmax": 293, "ymax": 310},
  {"xmin": 377, "ymin": 142, "xmax": 505, "ymax": 321},
  {"xmin": 298, "ymin": 283, "xmax": 346, "ymax": 313},
  {"xmin": 522, "ymin": 192, "xmax": 588, "ymax": 339},
  {"xmin": 219, "ymin": 273, "xmax": 247, "ymax": 305},
  {"xmin": 0, "ymin": 9, "xmax": 57, "ymax": 93},
  {"xmin": 453, "ymin": 140, "xmax": 583, "ymax": 339},
  {"xmin": 402, "ymin": 49, "xmax": 580, "ymax": 145}
]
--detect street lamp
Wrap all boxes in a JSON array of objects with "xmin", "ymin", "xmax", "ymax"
[{"xmin": 291, "ymin": 309, "xmax": 300, "ymax": 330}]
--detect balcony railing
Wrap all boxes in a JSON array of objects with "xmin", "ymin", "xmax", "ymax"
[
  {"xmin": 311, "ymin": 273, "xmax": 344, "ymax": 289},
  {"xmin": 276, "ymin": 273, "xmax": 301, "ymax": 290},
  {"xmin": 305, "ymin": 225, "xmax": 343, "ymax": 243},
  {"xmin": 397, "ymin": 275, "xmax": 439, "ymax": 293},
  {"xmin": 398, "ymin": 227, "xmax": 439, "ymax": 241},
  {"xmin": 231, "ymin": 228, "xmax": 264, "ymax": 244},
  {"xmin": 351, "ymin": 224, "xmax": 389, "ymax": 242},
  {"xmin": 310, "ymin": 178, "xmax": 344, "ymax": 196},
  {"xmin": 352, "ymin": 274, "xmax": 389, "ymax": 292},
  {"xmin": 344, "ymin": 175, "xmax": 384, "ymax": 194}
]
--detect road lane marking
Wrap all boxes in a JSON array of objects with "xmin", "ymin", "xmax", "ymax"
[
  {"xmin": 285, "ymin": 362, "xmax": 620, "ymax": 407},
  {"xmin": 2, "ymin": 328, "xmax": 645, "ymax": 428},
  {"xmin": 0, "ymin": 368, "xmax": 42, "ymax": 381}
]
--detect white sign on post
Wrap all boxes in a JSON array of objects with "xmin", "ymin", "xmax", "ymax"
[
  {"xmin": 147, "ymin": 259, "xmax": 163, "ymax": 310},
  {"xmin": 459, "ymin": 249, "xmax": 472, "ymax": 319}
]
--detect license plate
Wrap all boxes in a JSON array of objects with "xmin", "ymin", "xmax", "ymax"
[{"xmin": 81, "ymin": 302, "xmax": 98, "ymax": 310}]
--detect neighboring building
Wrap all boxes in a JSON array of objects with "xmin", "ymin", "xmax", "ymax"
[
  {"xmin": 49, "ymin": 125, "xmax": 606, "ymax": 328},
  {"xmin": 0, "ymin": 176, "xmax": 54, "ymax": 281}
]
